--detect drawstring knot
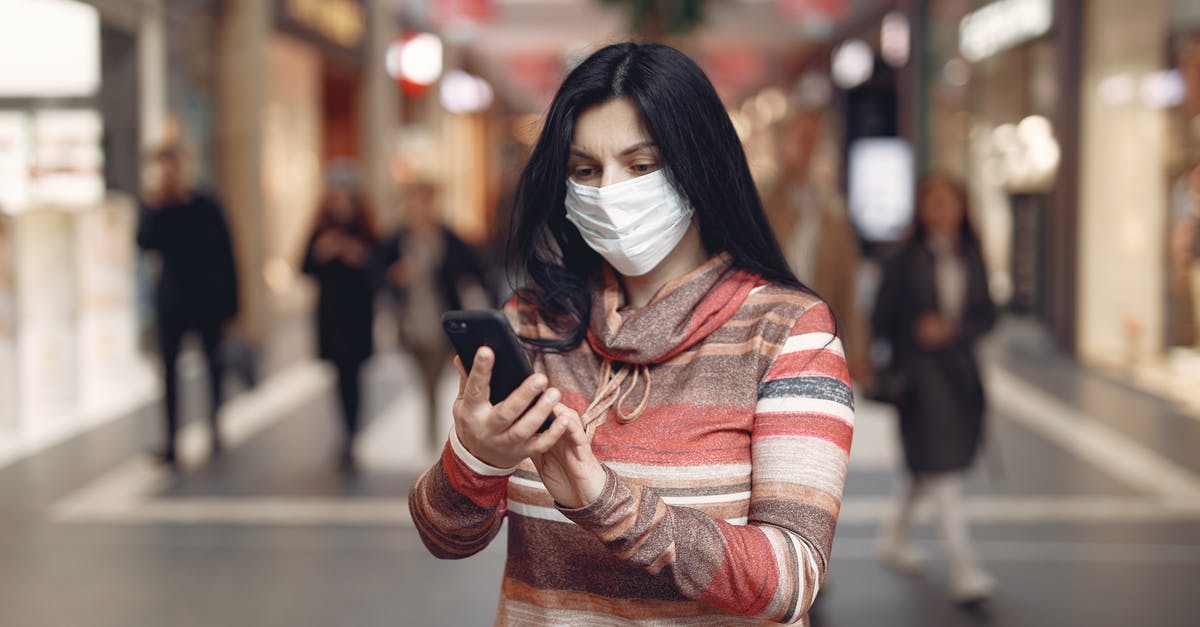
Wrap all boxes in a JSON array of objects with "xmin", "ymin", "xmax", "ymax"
[{"xmin": 581, "ymin": 359, "xmax": 652, "ymax": 432}]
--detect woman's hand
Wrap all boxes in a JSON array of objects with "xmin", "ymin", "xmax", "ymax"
[
  {"xmin": 339, "ymin": 238, "xmax": 370, "ymax": 267},
  {"xmin": 313, "ymin": 231, "xmax": 342, "ymax": 263},
  {"xmin": 452, "ymin": 348, "xmax": 570, "ymax": 469},
  {"xmin": 529, "ymin": 405, "xmax": 607, "ymax": 509},
  {"xmin": 914, "ymin": 312, "xmax": 958, "ymax": 349}
]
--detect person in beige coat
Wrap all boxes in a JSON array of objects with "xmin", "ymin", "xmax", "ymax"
[{"xmin": 764, "ymin": 106, "xmax": 870, "ymax": 381}]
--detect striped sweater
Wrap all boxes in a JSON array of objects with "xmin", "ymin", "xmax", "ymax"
[{"xmin": 409, "ymin": 255, "xmax": 854, "ymax": 625}]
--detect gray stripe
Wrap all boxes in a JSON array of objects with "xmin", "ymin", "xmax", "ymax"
[
  {"xmin": 781, "ymin": 529, "xmax": 801, "ymax": 622},
  {"xmin": 651, "ymin": 482, "xmax": 754, "ymax": 497},
  {"xmin": 516, "ymin": 471, "xmax": 752, "ymax": 498},
  {"xmin": 758, "ymin": 375, "xmax": 854, "ymax": 407}
]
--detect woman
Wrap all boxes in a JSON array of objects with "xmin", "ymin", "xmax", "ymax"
[
  {"xmin": 871, "ymin": 173, "xmax": 997, "ymax": 604},
  {"xmin": 379, "ymin": 180, "xmax": 494, "ymax": 450},
  {"xmin": 302, "ymin": 163, "xmax": 378, "ymax": 472},
  {"xmin": 409, "ymin": 43, "xmax": 853, "ymax": 625}
]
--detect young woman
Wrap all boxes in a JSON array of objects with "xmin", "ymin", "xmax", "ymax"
[
  {"xmin": 301, "ymin": 163, "xmax": 378, "ymax": 472},
  {"xmin": 872, "ymin": 173, "xmax": 997, "ymax": 604},
  {"xmin": 409, "ymin": 43, "xmax": 853, "ymax": 625}
]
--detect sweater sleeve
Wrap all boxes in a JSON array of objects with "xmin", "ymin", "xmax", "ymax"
[
  {"xmin": 559, "ymin": 302, "xmax": 853, "ymax": 624},
  {"xmin": 408, "ymin": 428, "xmax": 516, "ymax": 559}
]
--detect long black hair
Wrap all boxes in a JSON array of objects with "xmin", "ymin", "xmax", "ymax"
[{"xmin": 510, "ymin": 42, "xmax": 804, "ymax": 352}]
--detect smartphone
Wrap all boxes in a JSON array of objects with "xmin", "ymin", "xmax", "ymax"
[{"xmin": 442, "ymin": 310, "xmax": 555, "ymax": 433}]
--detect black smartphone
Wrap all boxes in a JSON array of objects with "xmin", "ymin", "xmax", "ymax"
[{"xmin": 442, "ymin": 310, "xmax": 555, "ymax": 433}]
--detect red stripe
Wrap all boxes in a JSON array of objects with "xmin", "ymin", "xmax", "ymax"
[
  {"xmin": 441, "ymin": 444, "xmax": 511, "ymax": 508},
  {"xmin": 587, "ymin": 404, "xmax": 756, "ymax": 465},
  {"xmin": 752, "ymin": 414, "xmax": 853, "ymax": 453},
  {"xmin": 762, "ymin": 350, "xmax": 849, "ymax": 381},
  {"xmin": 698, "ymin": 523, "xmax": 778, "ymax": 616}
]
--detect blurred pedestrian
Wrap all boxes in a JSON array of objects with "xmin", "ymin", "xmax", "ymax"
[
  {"xmin": 871, "ymin": 172, "xmax": 997, "ymax": 604},
  {"xmin": 409, "ymin": 42, "xmax": 852, "ymax": 625},
  {"xmin": 136, "ymin": 143, "xmax": 239, "ymax": 466},
  {"xmin": 301, "ymin": 161, "xmax": 378, "ymax": 472},
  {"xmin": 379, "ymin": 180, "xmax": 492, "ymax": 449},
  {"xmin": 765, "ymin": 102, "xmax": 870, "ymax": 381}
]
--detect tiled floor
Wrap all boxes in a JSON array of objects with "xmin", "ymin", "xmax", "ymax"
[{"xmin": 2, "ymin": 320, "xmax": 1199, "ymax": 627}]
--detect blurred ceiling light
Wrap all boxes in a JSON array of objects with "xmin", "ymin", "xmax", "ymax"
[
  {"xmin": 881, "ymin": 12, "xmax": 910, "ymax": 68},
  {"xmin": 0, "ymin": 0, "xmax": 99, "ymax": 97},
  {"xmin": 440, "ymin": 70, "xmax": 494, "ymax": 115},
  {"xmin": 387, "ymin": 32, "xmax": 443, "ymax": 86},
  {"xmin": 1141, "ymin": 70, "xmax": 1185, "ymax": 109},
  {"xmin": 959, "ymin": 0, "xmax": 1052, "ymax": 63},
  {"xmin": 943, "ymin": 58, "xmax": 971, "ymax": 87},
  {"xmin": 992, "ymin": 123, "xmax": 1019, "ymax": 152},
  {"xmin": 791, "ymin": 71, "xmax": 833, "ymax": 111},
  {"xmin": 1016, "ymin": 115, "xmax": 1052, "ymax": 142},
  {"xmin": 832, "ymin": 39, "xmax": 873, "ymax": 90},
  {"xmin": 1097, "ymin": 73, "xmax": 1136, "ymax": 106},
  {"xmin": 755, "ymin": 87, "xmax": 789, "ymax": 125}
]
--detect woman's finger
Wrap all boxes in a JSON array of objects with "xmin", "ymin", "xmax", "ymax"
[
  {"xmin": 524, "ymin": 404, "xmax": 571, "ymax": 455},
  {"xmin": 462, "ymin": 347, "xmax": 494, "ymax": 407},
  {"xmin": 506, "ymin": 387, "xmax": 560, "ymax": 442},
  {"xmin": 553, "ymin": 404, "xmax": 590, "ymax": 447},
  {"xmin": 492, "ymin": 373, "xmax": 548, "ymax": 423},
  {"xmin": 453, "ymin": 356, "xmax": 468, "ymax": 399}
]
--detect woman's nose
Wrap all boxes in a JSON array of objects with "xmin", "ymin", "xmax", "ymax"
[{"xmin": 599, "ymin": 168, "xmax": 631, "ymax": 189}]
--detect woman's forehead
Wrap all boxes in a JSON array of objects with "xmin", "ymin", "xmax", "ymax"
[{"xmin": 571, "ymin": 98, "xmax": 652, "ymax": 154}]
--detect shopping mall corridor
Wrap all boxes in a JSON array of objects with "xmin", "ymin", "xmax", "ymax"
[{"xmin": 1, "ymin": 319, "xmax": 1199, "ymax": 627}]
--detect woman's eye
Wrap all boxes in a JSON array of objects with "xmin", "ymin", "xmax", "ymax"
[
  {"xmin": 572, "ymin": 166, "xmax": 596, "ymax": 179},
  {"xmin": 631, "ymin": 163, "xmax": 657, "ymax": 174}
]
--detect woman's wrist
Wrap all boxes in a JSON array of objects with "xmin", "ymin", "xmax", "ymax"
[{"xmin": 449, "ymin": 427, "xmax": 518, "ymax": 476}]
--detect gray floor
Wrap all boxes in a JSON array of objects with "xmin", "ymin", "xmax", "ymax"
[{"xmin": 2, "ymin": 319, "xmax": 1199, "ymax": 627}]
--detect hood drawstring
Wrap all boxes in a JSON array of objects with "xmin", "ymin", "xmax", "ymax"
[{"xmin": 581, "ymin": 359, "xmax": 652, "ymax": 433}]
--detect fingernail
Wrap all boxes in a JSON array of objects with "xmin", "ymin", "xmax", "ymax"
[
  {"xmin": 545, "ymin": 388, "xmax": 560, "ymax": 403},
  {"xmin": 532, "ymin": 376, "xmax": 547, "ymax": 390}
]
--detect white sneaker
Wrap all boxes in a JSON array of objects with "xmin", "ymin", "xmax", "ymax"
[
  {"xmin": 877, "ymin": 540, "xmax": 927, "ymax": 576},
  {"xmin": 948, "ymin": 567, "xmax": 996, "ymax": 604}
]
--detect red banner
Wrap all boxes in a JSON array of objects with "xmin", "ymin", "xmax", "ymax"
[
  {"xmin": 433, "ymin": 0, "xmax": 495, "ymax": 27},
  {"xmin": 778, "ymin": 0, "xmax": 847, "ymax": 21}
]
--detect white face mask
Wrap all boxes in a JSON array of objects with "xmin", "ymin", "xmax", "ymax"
[{"xmin": 564, "ymin": 170, "xmax": 694, "ymax": 276}]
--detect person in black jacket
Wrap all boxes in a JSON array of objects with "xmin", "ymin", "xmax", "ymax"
[
  {"xmin": 379, "ymin": 181, "xmax": 493, "ymax": 449},
  {"xmin": 871, "ymin": 172, "xmax": 998, "ymax": 604},
  {"xmin": 301, "ymin": 163, "xmax": 378, "ymax": 472},
  {"xmin": 137, "ymin": 144, "xmax": 239, "ymax": 466}
]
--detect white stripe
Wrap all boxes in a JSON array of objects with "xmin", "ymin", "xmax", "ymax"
[
  {"xmin": 449, "ymin": 428, "xmax": 518, "ymax": 477},
  {"xmin": 779, "ymin": 332, "xmax": 844, "ymax": 357},
  {"xmin": 754, "ymin": 438, "xmax": 847, "ymax": 495},
  {"xmin": 660, "ymin": 491, "xmax": 751, "ymax": 506},
  {"xmin": 755, "ymin": 397, "xmax": 855, "ymax": 424},
  {"xmin": 725, "ymin": 516, "xmax": 749, "ymax": 525},
  {"xmin": 509, "ymin": 475, "xmax": 546, "ymax": 491},
  {"xmin": 506, "ymin": 499, "xmax": 572, "ymax": 524},
  {"xmin": 748, "ymin": 284, "xmax": 768, "ymax": 296},
  {"xmin": 605, "ymin": 461, "xmax": 751, "ymax": 481},
  {"xmin": 781, "ymin": 531, "xmax": 819, "ymax": 623}
]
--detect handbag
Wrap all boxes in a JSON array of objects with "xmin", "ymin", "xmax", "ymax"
[{"xmin": 867, "ymin": 362, "xmax": 910, "ymax": 407}]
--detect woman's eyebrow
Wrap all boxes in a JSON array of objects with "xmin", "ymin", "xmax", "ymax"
[
  {"xmin": 569, "ymin": 147, "xmax": 597, "ymax": 161},
  {"xmin": 569, "ymin": 142, "xmax": 658, "ymax": 161},
  {"xmin": 619, "ymin": 141, "xmax": 657, "ymax": 156}
]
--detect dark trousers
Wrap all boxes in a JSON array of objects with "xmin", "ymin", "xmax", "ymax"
[
  {"xmin": 158, "ymin": 315, "xmax": 224, "ymax": 457},
  {"xmin": 333, "ymin": 359, "xmax": 363, "ymax": 444}
]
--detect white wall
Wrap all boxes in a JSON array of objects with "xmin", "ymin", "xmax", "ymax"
[{"xmin": 1077, "ymin": 0, "xmax": 1170, "ymax": 365}]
